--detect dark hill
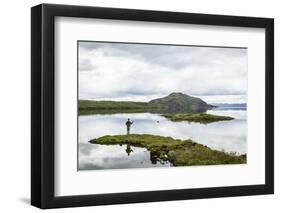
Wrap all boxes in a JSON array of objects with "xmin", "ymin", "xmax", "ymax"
[{"xmin": 148, "ymin": 92, "xmax": 213, "ymax": 113}]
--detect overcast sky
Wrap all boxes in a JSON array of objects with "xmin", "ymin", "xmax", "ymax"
[{"xmin": 78, "ymin": 41, "xmax": 247, "ymax": 104}]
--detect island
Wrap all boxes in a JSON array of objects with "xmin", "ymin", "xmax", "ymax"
[
  {"xmin": 162, "ymin": 113, "xmax": 234, "ymax": 124},
  {"xmin": 90, "ymin": 134, "xmax": 246, "ymax": 166}
]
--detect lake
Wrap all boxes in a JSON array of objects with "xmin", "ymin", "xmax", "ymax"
[{"xmin": 78, "ymin": 109, "xmax": 247, "ymax": 170}]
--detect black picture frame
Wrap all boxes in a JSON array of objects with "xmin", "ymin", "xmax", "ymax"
[{"xmin": 31, "ymin": 3, "xmax": 274, "ymax": 209}]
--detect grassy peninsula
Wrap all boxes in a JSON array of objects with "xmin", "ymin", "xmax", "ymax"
[
  {"xmin": 162, "ymin": 113, "xmax": 234, "ymax": 124},
  {"xmin": 90, "ymin": 134, "xmax": 246, "ymax": 166}
]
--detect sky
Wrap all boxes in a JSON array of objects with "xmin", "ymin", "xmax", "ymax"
[{"xmin": 78, "ymin": 41, "xmax": 247, "ymax": 104}]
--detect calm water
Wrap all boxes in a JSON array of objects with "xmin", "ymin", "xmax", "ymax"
[{"xmin": 78, "ymin": 109, "xmax": 247, "ymax": 170}]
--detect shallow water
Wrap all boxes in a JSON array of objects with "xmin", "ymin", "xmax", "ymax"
[{"xmin": 78, "ymin": 109, "xmax": 247, "ymax": 170}]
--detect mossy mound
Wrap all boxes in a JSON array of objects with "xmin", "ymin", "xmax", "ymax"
[
  {"xmin": 162, "ymin": 113, "xmax": 234, "ymax": 124},
  {"xmin": 89, "ymin": 134, "xmax": 246, "ymax": 166}
]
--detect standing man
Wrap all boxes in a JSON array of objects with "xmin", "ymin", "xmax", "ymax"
[{"xmin": 126, "ymin": 118, "xmax": 133, "ymax": 135}]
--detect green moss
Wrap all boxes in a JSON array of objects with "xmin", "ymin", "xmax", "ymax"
[
  {"xmin": 162, "ymin": 113, "xmax": 234, "ymax": 124},
  {"xmin": 89, "ymin": 134, "xmax": 246, "ymax": 166}
]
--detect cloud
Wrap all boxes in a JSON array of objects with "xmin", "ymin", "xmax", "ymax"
[
  {"xmin": 79, "ymin": 58, "xmax": 96, "ymax": 72},
  {"xmin": 78, "ymin": 41, "xmax": 247, "ymax": 103}
]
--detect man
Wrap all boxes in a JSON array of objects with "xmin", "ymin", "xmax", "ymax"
[{"xmin": 126, "ymin": 118, "xmax": 133, "ymax": 135}]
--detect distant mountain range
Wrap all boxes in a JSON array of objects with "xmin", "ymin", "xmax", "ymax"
[{"xmin": 79, "ymin": 92, "xmax": 214, "ymax": 114}]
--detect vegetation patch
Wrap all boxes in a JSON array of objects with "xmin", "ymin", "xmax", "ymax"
[
  {"xmin": 89, "ymin": 134, "xmax": 246, "ymax": 166},
  {"xmin": 162, "ymin": 113, "xmax": 234, "ymax": 124}
]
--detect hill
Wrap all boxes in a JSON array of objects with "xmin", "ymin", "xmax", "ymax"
[
  {"xmin": 79, "ymin": 92, "xmax": 214, "ymax": 114},
  {"xmin": 149, "ymin": 92, "xmax": 213, "ymax": 113}
]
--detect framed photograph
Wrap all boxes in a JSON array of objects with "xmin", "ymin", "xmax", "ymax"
[{"xmin": 31, "ymin": 4, "xmax": 274, "ymax": 209}]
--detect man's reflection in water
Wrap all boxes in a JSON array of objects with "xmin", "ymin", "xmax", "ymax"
[{"xmin": 125, "ymin": 144, "xmax": 133, "ymax": 156}]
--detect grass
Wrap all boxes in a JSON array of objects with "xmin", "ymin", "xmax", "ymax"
[
  {"xmin": 89, "ymin": 134, "xmax": 246, "ymax": 166},
  {"xmin": 162, "ymin": 113, "xmax": 234, "ymax": 124},
  {"xmin": 79, "ymin": 100, "xmax": 148, "ymax": 111},
  {"xmin": 79, "ymin": 100, "xmax": 162, "ymax": 115},
  {"xmin": 79, "ymin": 108, "xmax": 148, "ymax": 115}
]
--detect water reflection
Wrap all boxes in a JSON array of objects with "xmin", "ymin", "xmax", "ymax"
[
  {"xmin": 125, "ymin": 144, "xmax": 133, "ymax": 156},
  {"xmin": 79, "ymin": 143, "xmax": 171, "ymax": 170},
  {"xmin": 78, "ymin": 109, "xmax": 247, "ymax": 170}
]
